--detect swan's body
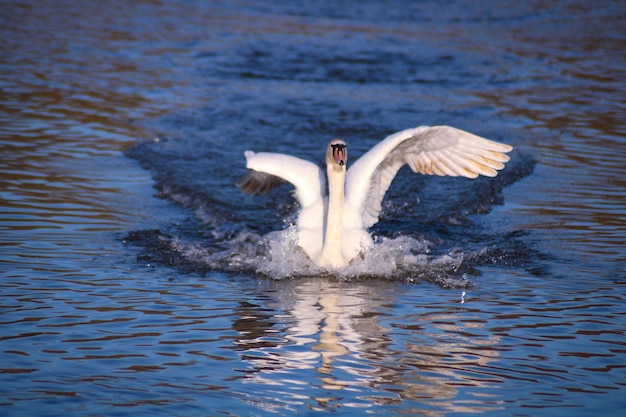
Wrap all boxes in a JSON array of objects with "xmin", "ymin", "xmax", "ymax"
[{"xmin": 237, "ymin": 125, "xmax": 513, "ymax": 268}]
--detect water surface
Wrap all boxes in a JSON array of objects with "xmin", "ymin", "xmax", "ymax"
[{"xmin": 1, "ymin": 1, "xmax": 625, "ymax": 416}]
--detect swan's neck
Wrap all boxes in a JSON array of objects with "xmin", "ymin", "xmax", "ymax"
[{"xmin": 319, "ymin": 165, "xmax": 346, "ymax": 268}]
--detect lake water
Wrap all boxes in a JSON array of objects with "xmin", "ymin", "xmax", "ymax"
[{"xmin": 1, "ymin": 1, "xmax": 625, "ymax": 416}]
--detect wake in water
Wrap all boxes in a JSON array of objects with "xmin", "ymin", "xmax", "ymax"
[{"xmin": 125, "ymin": 133, "xmax": 537, "ymax": 286}]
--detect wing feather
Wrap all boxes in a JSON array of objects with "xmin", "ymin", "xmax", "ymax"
[
  {"xmin": 345, "ymin": 125, "xmax": 513, "ymax": 229},
  {"xmin": 430, "ymin": 150, "xmax": 463, "ymax": 176},
  {"xmin": 237, "ymin": 169, "xmax": 287, "ymax": 196},
  {"xmin": 237, "ymin": 151, "xmax": 325, "ymax": 208}
]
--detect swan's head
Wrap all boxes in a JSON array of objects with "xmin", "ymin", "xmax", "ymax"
[{"xmin": 327, "ymin": 139, "xmax": 347, "ymax": 171}]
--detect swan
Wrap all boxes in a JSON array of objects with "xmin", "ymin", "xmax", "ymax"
[{"xmin": 237, "ymin": 125, "xmax": 513, "ymax": 269}]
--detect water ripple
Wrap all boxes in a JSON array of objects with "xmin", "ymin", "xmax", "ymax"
[{"xmin": 2, "ymin": 1, "xmax": 626, "ymax": 416}]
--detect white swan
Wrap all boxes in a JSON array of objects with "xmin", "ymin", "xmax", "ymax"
[{"xmin": 237, "ymin": 125, "xmax": 513, "ymax": 269}]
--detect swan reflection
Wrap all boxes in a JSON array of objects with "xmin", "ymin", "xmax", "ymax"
[{"xmin": 230, "ymin": 278, "xmax": 502, "ymax": 413}]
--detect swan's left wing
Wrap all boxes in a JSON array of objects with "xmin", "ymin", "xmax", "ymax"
[
  {"xmin": 345, "ymin": 125, "xmax": 513, "ymax": 229},
  {"xmin": 237, "ymin": 151, "xmax": 326, "ymax": 208}
]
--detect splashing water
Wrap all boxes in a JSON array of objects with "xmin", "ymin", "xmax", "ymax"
[{"xmin": 127, "ymin": 225, "xmax": 472, "ymax": 287}]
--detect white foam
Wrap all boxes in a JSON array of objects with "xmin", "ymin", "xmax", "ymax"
[{"xmin": 178, "ymin": 224, "xmax": 471, "ymax": 285}]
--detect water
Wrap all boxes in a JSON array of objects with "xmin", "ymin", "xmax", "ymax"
[{"xmin": 1, "ymin": 1, "xmax": 625, "ymax": 415}]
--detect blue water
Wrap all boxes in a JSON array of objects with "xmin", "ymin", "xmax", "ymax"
[{"xmin": 1, "ymin": 1, "xmax": 625, "ymax": 416}]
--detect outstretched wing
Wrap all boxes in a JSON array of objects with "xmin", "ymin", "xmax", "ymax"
[
  {"xmin": 345, "ymin": 125, "xmax": 513, "ymax": 229},
  {"xmin": 237, "ymin": 151, "xmax": 326, "ymax": 208}
]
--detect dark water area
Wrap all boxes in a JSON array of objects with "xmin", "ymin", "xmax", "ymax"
[{"xmin": 1, "ymin": 1, "xmax": 625, "ymax": 416}]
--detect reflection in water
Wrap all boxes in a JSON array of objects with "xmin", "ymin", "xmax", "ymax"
[{"xmin": 231, "ymin": 278, "xmax": 502, "ymax": 413}]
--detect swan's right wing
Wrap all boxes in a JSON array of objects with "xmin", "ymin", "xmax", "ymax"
[{"xmin": 237, "ymin": 151, "xmax": 326, "ymax": 208}]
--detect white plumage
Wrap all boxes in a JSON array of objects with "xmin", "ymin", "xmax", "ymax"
[{"xmin": 237, "ymin": 125, "xmax": 513, "ymax": 268}]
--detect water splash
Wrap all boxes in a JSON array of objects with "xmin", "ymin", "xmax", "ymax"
[{"xmin": 125, "ymin": 226, "xmax": 473, "ymax": 287}]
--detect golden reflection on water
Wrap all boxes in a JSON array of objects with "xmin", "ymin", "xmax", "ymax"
[
  {"xmin": 0, "ymin": 2, "xmax": 195, "ymax": 236},
  {"xmin": 463, "ymin": 12, "xmax": 626, "ymax": 265}
]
